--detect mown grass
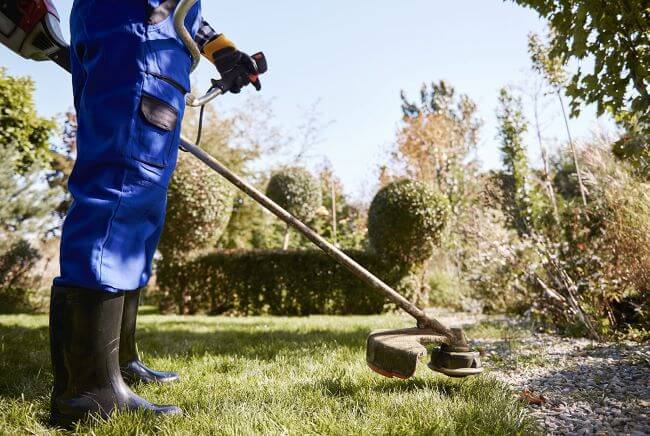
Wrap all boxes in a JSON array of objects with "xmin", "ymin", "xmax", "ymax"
[{"xmin": 0, "ymin": 310, "xmax": 536, "ymax": 435}]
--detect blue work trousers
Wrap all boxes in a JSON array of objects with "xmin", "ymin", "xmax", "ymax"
[{"xmin": 54, "ymin": 0, "xmax": 201, "ymax": 292}]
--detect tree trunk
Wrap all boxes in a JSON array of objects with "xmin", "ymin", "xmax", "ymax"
[
  {"xmin": 331, "ymin": 180, "xmax": 338, "ymax": 246},
  {"xmin": 282, "ymin": 225, "xmax": 290, "ymax": 250},
  {"xmin": 533, "ymin": 91, "xmax": 560, "ymax": 223},
  {"xmin": 558, "ymin": 90, "xmax": 588, "ymax": 207}
]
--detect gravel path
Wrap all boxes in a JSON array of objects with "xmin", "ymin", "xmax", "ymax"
[
  {"xmin": 430, "ymin": 310, "xmax": 650, "ymax": 435},
  {"xmin": 476, "ymin": 330, "xmax": 649, "ymax": 435}
]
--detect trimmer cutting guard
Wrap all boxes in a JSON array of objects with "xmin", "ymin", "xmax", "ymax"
[
  {"xmin": 367, "ymin": 328, "xmax": 435, "ymax": 379},
  {"xmin": 367, "ymin": 328, "xmax": 483, "ymax": 379}
]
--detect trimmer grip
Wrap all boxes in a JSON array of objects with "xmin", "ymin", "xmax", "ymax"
[{"xmin": 251, "ymin": 52, "xmax": 267, "ymax": 75}]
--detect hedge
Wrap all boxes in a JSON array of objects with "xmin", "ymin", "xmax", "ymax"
[
  {"xmin": 157, "ymin": 249, "xmax": 413, "ymax": 315},
  {"xmin": 157, "ymin": 178, "xmax": 449, "ymax": 315}
]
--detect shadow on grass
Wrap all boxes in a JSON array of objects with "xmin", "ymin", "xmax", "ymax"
[
  {"xmin": 135, "ymin": 324, "xmax": 370, "ymax": 361},
  {"xmin": 0, "ymin": 320, "xmax": 371, "ymax": 401},
  {"xmin": 316, "ymin": 374, "xmax": 463, "ymax": 398}
]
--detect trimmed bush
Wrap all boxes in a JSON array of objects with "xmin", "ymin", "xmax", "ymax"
[
  {"xmin": 159, "ymin": 153, "xmax": 235, "ymax": 259},
  {"xmin": 157, "ymin": 249, "xmax": 411, "ymax": 315},
  {"xmin": 156, "ymin": 178, "xmax": 447, "ymax": 315},
  {"xmin": 266, "ymin": 168, "xmax": 322, "ymax": 222},
  {"xmin": 368, "ymin": 179, "xmax": 450, "ymax": 265}
]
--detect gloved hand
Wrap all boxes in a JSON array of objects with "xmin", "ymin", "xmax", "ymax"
[{"xmin": 206, "ymin": 35, "xmax": 261, "ymax": 94}]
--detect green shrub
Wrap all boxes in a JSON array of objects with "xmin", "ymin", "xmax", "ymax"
[
  {"xmin": 156, "ymin": 178, "xmax": 450, "ymax": 316},
  {"xmin": 159, "ymin": 153, "xmax": 235, "ymax": 260},
  {"xmin": 368, "ymin": 179, "xmax": 450, "ymax": 265},
  {"xmin": 266, "ymin": 168, "xmax": 322, "ymax": 222},
  {"xmin": 157, "ymin": 249, "xmax": 411, "ymax": 315},
  {"xmin": 0, "ymin": 240, "xmax": 40, "ymax": 313}
]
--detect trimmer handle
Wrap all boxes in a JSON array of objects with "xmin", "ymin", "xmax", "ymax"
[
  {"xmin": 252, "ymin": 52, "xmax": 268, "ymax": 75},
  {"xmin": 211, "ymin": 51, "xmax": 268, "ymax": 94},
  {"xmin": 174, "ymin": 0, "xmax": 267, "ymax": 106}
]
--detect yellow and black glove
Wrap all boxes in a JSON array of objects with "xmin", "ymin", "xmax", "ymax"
[{"xmin": 202, "ymin": 34, "xmax": 261, "ymax": 94}]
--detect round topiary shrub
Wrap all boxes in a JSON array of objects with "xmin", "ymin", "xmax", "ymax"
[
  {"xmin": 368, "ymin": 179, "xmax": 449, "ymax": 265},
  {"xmin": 266, "ymin": 167, "xmax": 322, "ymax": 222},
  {"xmin": 159, "ymin": 153, "xmax": 235, "ymax": 260}
]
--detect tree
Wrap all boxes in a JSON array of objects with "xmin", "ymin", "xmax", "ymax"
[
  {"xmin": 182, "ymin": 97, "xmax": 295, "ymax": 251},
  {"xmin": 393, "ymin": 81, "xmax": 482, "ymax": 214},
  {"xmin": 0, "ymin": 69, "xmax": 60, "ymax": 245},
  {"xmin": 47, "ymin": 111, "xmax": 77, "ymax": 217},
  {"xmin": 307, "ymin": 165, "xmax": 367, "ymax": 250},
  {"xmin": 217, "ymin": 194, "xmax": 285, "ymax": 250},
  {"xmin": 511, "ymin": 1, "xmax": 650, "ymax": 129},
  {"xmin": 0, "ymin": 147, "xmax": 60, "ymax": 247},
  {"xmin": 0, "ymin": 68, "xmax": 55, "ymax": 173},
  {"xmin": 496, "ymin": 88, "xmax": 533, "ymax": 236},
  {"xmin": 385, "ymin": 81, "xmax": 486, "ymax": 300},
  {"xmin": 527, "ymin": 77, "xmax": 561, "ymax": 222},
  {"xmin": 528, "ymin": 33, "xmax": 588, "ymax": 206}
]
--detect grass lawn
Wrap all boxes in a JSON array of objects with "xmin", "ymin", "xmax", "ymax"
[{"xmin": 0, "ymin": 310, "xmax": 536, "ymax": 435}]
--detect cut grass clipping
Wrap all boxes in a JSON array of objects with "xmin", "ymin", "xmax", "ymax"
[{"xmin": 0, "ymin": 311, "xmax": 536, "ymax": 434}]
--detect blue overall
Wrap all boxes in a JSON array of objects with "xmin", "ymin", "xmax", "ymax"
[{"xmin": 54, "ymin": 0, "xmax": 201, "ymax": 293}]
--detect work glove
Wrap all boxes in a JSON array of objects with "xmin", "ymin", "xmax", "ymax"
[{"xmin": 205, "ymin": 35, "xmax": 261, "ymax": 94}]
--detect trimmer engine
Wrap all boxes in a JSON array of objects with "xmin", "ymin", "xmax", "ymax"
[{"xmin": 0, "ymin": 0, "xmax": 69, "ymax": 70}]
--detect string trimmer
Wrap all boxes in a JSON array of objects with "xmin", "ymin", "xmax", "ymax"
[{"xmin": 0, "ymin": 0, "xmax": 483, "ymax": 380}]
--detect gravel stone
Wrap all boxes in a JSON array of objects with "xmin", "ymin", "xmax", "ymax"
[{"xmin": 438, "ymin": 311, "xmax": 650, "ymax": 436}]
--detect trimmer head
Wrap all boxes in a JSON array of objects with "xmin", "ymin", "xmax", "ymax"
[
  {"xmin": 428, "ymin": 344, "xmax": 483, "ymax": 378},
  {"xmin": 366, "ymin": 328, "xmax": 483, "ymax": 379}
]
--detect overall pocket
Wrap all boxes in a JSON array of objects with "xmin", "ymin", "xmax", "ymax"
[
  {"xmin": 146, "ymin": 0, "xmax": 178, "ymax": 27},
  {"xmin": 144, "ymin": 0, "xmax": 200, "ymax": 93},
  {"xmin": 133, "ymin": 73, "xmax": 186, "ymax": 168}
]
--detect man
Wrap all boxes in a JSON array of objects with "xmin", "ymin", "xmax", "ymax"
[{"xmin": 49, "ymin": 0, "xmax": 261, "ymax": 426}]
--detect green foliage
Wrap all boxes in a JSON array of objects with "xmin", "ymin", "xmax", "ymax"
[
  {"xmin": 528, "ymin": 32, "xmax": 567, "ymax": 90},
  {"xmin": 368, "ymin": 179, "xmax": 450, "ymax": 265},
  {"xmin": 294, "ymin": 168, "xmax": 367, "ymax": 250},
  {"xmin": 0, "ymin": 68, "xmax": 55, "ymax": 172},
  {"xmin": 266, "ymin": 167, "xmax": 322, "ymax": 223},
  {"xmin": 0, "ymin": 240, "xmax": 41, "ymax": 313},
  {"xmin": 0, "ymin": 147, "xmax": 60, "ymax": 243},
  {"xmin": 397, "ymin": 81, "xmax": 482, "ymax": 215},
  {"xmin": 0, "ymin": 70, "xmax": 60, "ymax": 242},
  {"xmin": 400, "ymin": 81, "xmax": 481, "ymax": 134},
  {"xmin": 47, "ymin": 111, "xmax": 77, "ymax": 217},
  {"xmin": 578, "ymin": 147, "xmax": 650, "ymax": 333},
  {"xmin": 612, "ymin": 134, "xmax": 650, "ymax": 178},
  {"xmin": 512, "ymin": 1, "xmax": 650, "ymax": 129},
  {"xmin": 218, "ymin": 195, "xmax": 285, "ymax": 250},
  {"xmin": 157, "ymin": 176, "xmax": 447, "ymax": 315},
  {"xmin": 157, "ymin": 249, "xmax": 410, "ymax": 315},
  {"xmin": 158, "ymin": 153, "xmax": 235, "ymax": 260},
  {"xmin": 471, "ymin": 143, "xmax": 650, "ymax": 336},
  {"xmin": 180, "ymin": 100, "xmax": 290, "ymax": 252},
  {"xmin": 497, "ymin": 87, "xmax": 533, "ymax": 236}
]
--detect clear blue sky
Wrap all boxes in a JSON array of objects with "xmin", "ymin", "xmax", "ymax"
[{"xmin": 2, "ymin": 0, "xmax": 613, "ymax": 200}]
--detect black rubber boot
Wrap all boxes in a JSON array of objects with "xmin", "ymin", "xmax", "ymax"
[
  {"xmin": 120, "ymin": 289, "xmax": 180, "ymax": 384},
  {"xmin": 49, "ymin": 286, "xmax": 181, "ymax": 427}
]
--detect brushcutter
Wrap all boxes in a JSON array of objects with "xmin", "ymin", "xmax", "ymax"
[{"xmin": 0, "ymin": 0, "xmax": 483, "ymax": 380}]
